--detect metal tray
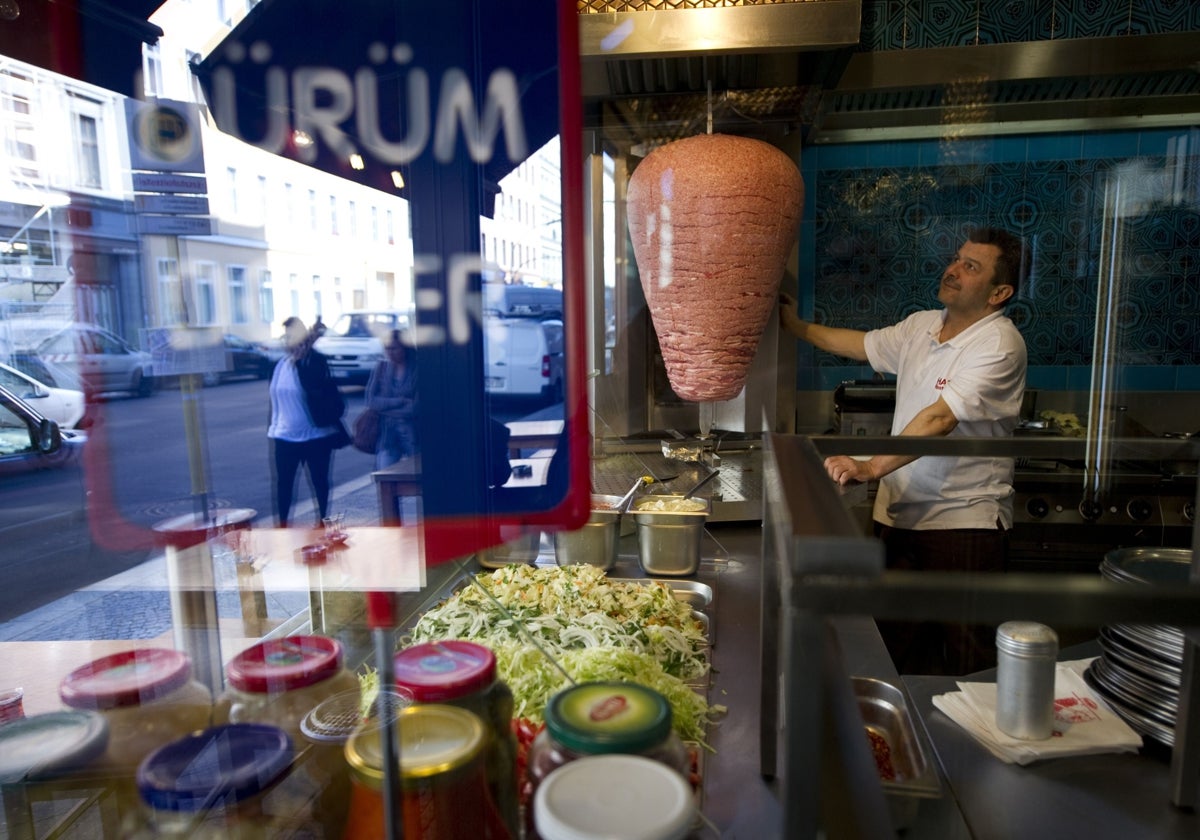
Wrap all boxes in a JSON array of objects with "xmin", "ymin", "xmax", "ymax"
[
  {"xmin": 609, "ymin": 577, "xmax": 713, "ymax": 610},
  {"xmin": 852, "ymin": 677, "xmax": 941, "ymax": 828}
]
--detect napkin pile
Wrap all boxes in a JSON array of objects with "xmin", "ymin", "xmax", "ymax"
[{"xmin": 932, "ymin": 658, "xmax": 1143, "ymax": 765}]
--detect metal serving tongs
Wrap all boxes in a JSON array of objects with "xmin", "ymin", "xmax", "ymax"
[
  {"xmin": 682, "ymin": 467, "xmax": 719, "ymax": 500},
  {"xmin": 616, "ymin": 475, "xmax": 654, "ymax": 515}
]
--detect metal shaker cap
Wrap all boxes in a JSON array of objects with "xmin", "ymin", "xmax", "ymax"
[{"xmin": 996, "ymin": 621, "xmax": 1058, "ymax": 656}]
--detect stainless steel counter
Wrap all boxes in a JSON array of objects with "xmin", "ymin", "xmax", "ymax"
[{"xmin": 905, "ymin": 667, "xmax": 1200, "ymax": 839}]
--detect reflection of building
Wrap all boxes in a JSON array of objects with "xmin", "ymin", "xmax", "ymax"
[
  {"xmin": 0, "ymin": 3, "xmax": 418, "ymax": 349},
  {"xmin": 0, "ymin": 61, "xmax": 145, "ymax": 334},
  {"xmin": 481, "ymin": 137, "xmax": 563, "ymax": 288},
  {"xmin": 1, "ymin": 0, "xmax": 563, "ymax": 351}
]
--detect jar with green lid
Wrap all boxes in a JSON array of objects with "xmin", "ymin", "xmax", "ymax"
[
  {"xmin": 342, "ymin": 704, "xmax": 507, "ymax": 840},
  {"xmin": 393, "ymin": 640, "xmax": 519, "ymax": 838},
  {"xmin": 526, "ymin": 681, "xmax": 688, "ymax": 815},
  {"xmin": 129, "ymin": 723, "xmax": 318, "ymax": 838},
  {"xmin": 58, "ymin": 648, "xmax": 212, "ymax": 816}
]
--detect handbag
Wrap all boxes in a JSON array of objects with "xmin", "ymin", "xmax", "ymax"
[{"xmin": 352, "ymin": 408, "xmax": 381, "ymax": 454}]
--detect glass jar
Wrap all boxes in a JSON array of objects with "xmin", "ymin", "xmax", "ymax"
[
  {"xmin": 342, "ymin": 704, "xmax": 506, "ymax": 840},
  {"xmin": 130, "ymin": 723, "xmax": 308, "ymax": 839},
  {"xmin": 526, "ymin": 681, "xmax": 688, "ymax": 812},
  {"xmin": 0, "ymin": 710, "xmax": 110, "ymax": 838},
  {"xmin": 215, "ymin": 634, "xmax": 359, "ymax": 836},
  {"xmin": 58, "ymin": 648, "xmax": 212, "ymax": 815},
  {"xmin": 533, "ymin": 754, "xmax": 695, "ymax": 840},
  {"xmin": 215, "ymin": 635, "xmax": 359, "ymax": 741},
  {"xmin": 393, "ymin": 640, "xmax": 519, "ymax": 838}
]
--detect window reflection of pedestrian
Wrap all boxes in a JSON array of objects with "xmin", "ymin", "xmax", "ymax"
[
  {"xmin": 365, "ymin": 329, "xmax": 418, "ymax": 470},
  {"xmin": 268, "ymin": 317, "xmax": 350, "ymax": 527}
]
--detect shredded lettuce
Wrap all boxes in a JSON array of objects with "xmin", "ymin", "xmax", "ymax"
[{"xmin": 408, "ymin": 564, "xmax": 723, "ymax": 748}]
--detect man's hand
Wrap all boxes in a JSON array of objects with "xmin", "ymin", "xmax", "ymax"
[
  {"xmin": 824, "ymin": 455, "xmax": 875, "ymax": 486},
  {"xmin": 778, "ymin": 292, "xmax": 806, "ymax": 339}
]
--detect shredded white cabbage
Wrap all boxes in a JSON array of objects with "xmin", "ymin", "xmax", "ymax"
[{"xmin": 408, "ymin": 564, "xmax": 723, "ymax": 746}]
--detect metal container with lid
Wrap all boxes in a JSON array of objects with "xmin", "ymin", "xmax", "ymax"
[
  {"xmin": 526, "ymin": 680, "xmax": 689, "ymax": 821},
  {"xmin": 342, "ymin": 704, "xmax": 502, "ymax": 840},
  {"xmin": 995, "ymin": 621, "xmax": 1059, "ymax": 740},
  {"xmin": 393, "ymin": 640, "xmax": 519, "ymax": 837},
  {"xmin": 533, "ymin": 754, "xmax": 696, "ymax": 840}
]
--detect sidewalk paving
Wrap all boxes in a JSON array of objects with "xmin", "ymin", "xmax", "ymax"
[{"xmin": 0, "ymin": 473, "xmax": 386, "ymax": 644}]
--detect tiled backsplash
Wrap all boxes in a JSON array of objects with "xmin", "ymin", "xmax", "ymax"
[
  {"xmin": 795, "ymin": 127, "xmax": 1200, "ymax": 394},
  {"xmin": 860, "ymin": 0, "xmax": 1200, "ymax": 50}
]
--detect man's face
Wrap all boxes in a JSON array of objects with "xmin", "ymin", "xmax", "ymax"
[{"xmin": 938, "ymin": 240, "xmax": 1012, "ymax": 315}]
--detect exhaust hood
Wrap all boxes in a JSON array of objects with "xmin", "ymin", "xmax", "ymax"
[
  {"xmin": 812, "ymin": 31, "xmax": 1200, "ymax": 143},
  {"xmin": 579, "ymin": 3, "xmax": 1200, "ymax": 146}
]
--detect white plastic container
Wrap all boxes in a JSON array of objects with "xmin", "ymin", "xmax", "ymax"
[{"xmin": 533, "ymin": 753, "xmax": 695, "ymax": 840}]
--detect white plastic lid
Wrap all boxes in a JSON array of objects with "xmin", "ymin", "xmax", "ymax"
[{"xmin": 533, "ymin": 754, "xmax": 696, "ymax": 840}]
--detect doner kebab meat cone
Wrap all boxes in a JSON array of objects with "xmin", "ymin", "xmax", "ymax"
[{"xmin": 627, "ymin": 134, "xmax": 803, "ymax": 402}]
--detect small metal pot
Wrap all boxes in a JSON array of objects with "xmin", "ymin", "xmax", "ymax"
[{"xmin": 553, "ymin": 494, "xmax": 622, "ymax": 571}]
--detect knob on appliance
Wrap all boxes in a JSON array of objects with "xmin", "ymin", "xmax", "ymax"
[
  {"xmin": 1025, "ymin": 498, "xmax": 1050, "ymax": 519},
  {"xmin": 1078, "ymin": 499, "xmax": 1104, "ymax": 521},
  {"xmin": 1125, "ymin": 498, "xmax": 1154, "ymax": 522}
]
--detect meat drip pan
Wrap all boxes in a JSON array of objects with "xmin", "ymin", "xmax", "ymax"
[{"xmin": 852, "ymin": 677, "xmax": 941, "ymax": 830}]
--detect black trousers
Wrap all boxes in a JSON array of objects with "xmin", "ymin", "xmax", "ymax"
[
  {"xmin": 271, "ymin": 436, "xmax": 337, "ymax": 527},
  {"xmin": 874, "ymin": 521, "xmax": 1009, "ymax": 676}
]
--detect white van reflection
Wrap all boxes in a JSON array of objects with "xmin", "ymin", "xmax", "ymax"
[{"xmin": 484, "ymin": 317, "xmax": 564, "ymax": 403}]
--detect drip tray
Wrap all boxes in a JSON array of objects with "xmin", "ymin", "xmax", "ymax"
[{"xmin": 591, "ymin": 450, "xmax": 762, "ymax": 522}]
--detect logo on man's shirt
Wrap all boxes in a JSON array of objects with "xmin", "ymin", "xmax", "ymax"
[{"xmin": 935, "ymin": 377, "xmax": 948, "ymax": 390}]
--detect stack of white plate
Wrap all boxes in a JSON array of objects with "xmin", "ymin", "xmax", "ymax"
[{"xmin": 1084, "ymin": 547, "xmax": 1192, "ymax": 747}]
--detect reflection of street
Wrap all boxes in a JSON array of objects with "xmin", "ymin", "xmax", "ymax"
[{"xmin": 0, "ymin": 380, "xmax": 565, "ymax": 626}]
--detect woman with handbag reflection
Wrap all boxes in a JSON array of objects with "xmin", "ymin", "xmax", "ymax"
[
  {"xmin": 267, "ymin": 316, "xmax": 350, "ymax": 527},
  {"xmin": 364, "ymin": 329, "xmax": 418, "ymax": 470}
]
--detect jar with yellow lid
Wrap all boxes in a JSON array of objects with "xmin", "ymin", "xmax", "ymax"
[
  {"xmin": 342, "ymin": 704, "xmax": 509, "ymax": 840},
  {"xmin": 58, "ymin": 648, "xmax": 212, "ymax": 815},
  {"xmin": 393, "ymin": 640, "xmax": 519, "ymax": 837}
]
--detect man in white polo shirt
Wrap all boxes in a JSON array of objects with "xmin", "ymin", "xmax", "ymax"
[{"xmin": 780, "ymin": 226, "xmax": 1029, "ymax": 674}]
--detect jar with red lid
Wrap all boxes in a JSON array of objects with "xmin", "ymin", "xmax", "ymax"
[
  {"xmin": 342, "ymin": 704, "xmax": 508, "ymax": 840},
  {"xmin": 129, "ymin": 723, "xmax": 317, "ymax": 838},
  {"xmin": 215, "ymin": 635, "xmax": 359, "ymax": 739},
  {"xmin": 525, "ymin": 680, "xmax": 689, "ymax": 827},
  {"xmin": 393, "ymin": 640, "xmax": 519, "ymax": 838},
  {"xmin": 214, "ymin": 634, "xmax": 359, "ymax": 836},
  {"xmin": 58, "ymin": 648, "xmax": 212, "ymax": 813}
]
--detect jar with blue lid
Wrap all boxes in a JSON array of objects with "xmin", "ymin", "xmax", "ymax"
[{"xmin": 131, "ymin": 723, "xmax": 312, "ymax": 838}]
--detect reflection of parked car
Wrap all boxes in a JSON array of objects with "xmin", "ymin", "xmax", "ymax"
[
  {"xmin": 315, "ymin": 309, "xmax": 413, "ymax": 385},
  {"xmin": 484, "ymin": 317, "xmax": 564, "ymax": 402},
  {"xmin": 20, "ymin": 322, "xmax": 154, "ymax": 398},
  {"xmin": 202, "ymin": 334, "xmax": 275, "ymax": 386},
  {"xmin": 0, "ymin": 363, "xmax": 86, "ymax": 428},
  {"xmin": 0, "ymin": 384, "xmax": 85, "ymax": 475}
]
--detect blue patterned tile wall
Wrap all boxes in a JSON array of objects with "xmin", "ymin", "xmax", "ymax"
[
  {"xmin": 860, "ymin": 0, "xmax": 1200, "ymax": 50},
  {"xmin": 799, "ymin": 127, "xmax": 1200, "ymax": 392}
]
